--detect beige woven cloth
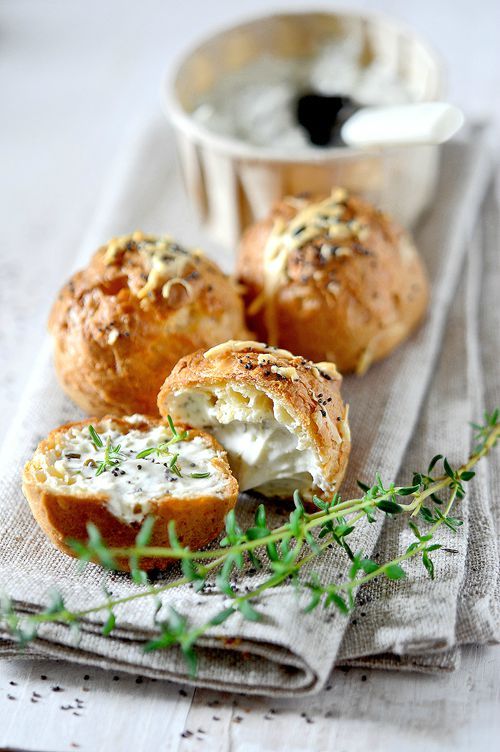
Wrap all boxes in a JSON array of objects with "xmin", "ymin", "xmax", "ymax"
[{"xmin": 0, "ymin": 120, "xmax": 498, "ymax": 696}]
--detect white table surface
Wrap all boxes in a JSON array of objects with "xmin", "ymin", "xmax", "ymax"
[{"xmin": 1, "ymin": 1, "xmax": 499, "ymax": 749}]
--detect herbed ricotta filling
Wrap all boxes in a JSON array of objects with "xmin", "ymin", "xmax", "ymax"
[
  {"xmin": 34, "ymin": 418, "xmax": 228, "ymax": 524},
  {"xmin": 170, "ymin": 386, "xmax": 323, "ymax": 495}
]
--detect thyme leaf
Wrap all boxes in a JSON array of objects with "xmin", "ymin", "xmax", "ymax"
[{"xmin": 135, "ymin": 415, "xmax": 188, "ymax": 460}]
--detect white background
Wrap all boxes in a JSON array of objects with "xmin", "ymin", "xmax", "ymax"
[{"xmin": 1, "ymin": 1, "xmax": 499, "ymax": 750}]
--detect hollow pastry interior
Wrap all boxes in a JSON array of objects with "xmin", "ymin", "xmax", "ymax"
[
  {"xmin": 28, "ymin": 416, "xmax": 232, "ymax": 525},
  {"xmin": 165, "ymin": 383, "xmax": 341, "ymax": 497}
]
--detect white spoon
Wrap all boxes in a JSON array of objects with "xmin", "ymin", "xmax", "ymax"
[{"xmin": 341, "ymin": 102, "xmax": 465, "ymax": 148}]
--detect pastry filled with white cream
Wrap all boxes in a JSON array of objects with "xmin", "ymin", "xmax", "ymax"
[
  {"xmin": 23, "ymin": 414, "xmax": 238, "ymax": 570},
  {"xmin": 158, "ymin": 341, "xmax": 350, "ymax": 500}
]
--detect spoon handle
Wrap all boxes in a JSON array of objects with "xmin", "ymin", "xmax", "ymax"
[{"xmin": 341, "ymin": 102, "xmax": 465, "ymax": 147}]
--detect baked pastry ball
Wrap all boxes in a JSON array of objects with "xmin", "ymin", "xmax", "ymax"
[
  {"xmin": 49, "ymin": 231, "xmax": 250, "ymax": 416},
  {"xmin": 157, "ymin": 340, "xmax": 350, "ymax": 500},
  {"xmin": 22, "ymin": 414, "xmax": 238, "ymax": 570},
  {"xmin": 237, "ymin": 188, "xmax": 429, "ymax": 374}
]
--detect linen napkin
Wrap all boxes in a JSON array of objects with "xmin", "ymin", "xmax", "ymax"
[{"xmin": 0, "ymin": 118, "xmax": 497, "ymax": 696}]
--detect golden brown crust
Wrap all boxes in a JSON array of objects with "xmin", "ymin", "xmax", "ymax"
[
  {"xmin": 49, "ymin": 234, "xmax": 251, "ymax": 416},
  {"xmin": 237, "ymin": 191, "xmax": 429, "ymax": 374},
  {"xmin": 157, "ymin": 341, "xmax": 350, "ymax": 499},
  {"xmin": 22, "ymin": 415, "xmax": 238, "ymax": 571}
]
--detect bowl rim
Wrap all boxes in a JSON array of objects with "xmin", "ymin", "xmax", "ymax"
[{"xmin": 161, "ymin": 7, "xmax": 446, "ymax": 163}]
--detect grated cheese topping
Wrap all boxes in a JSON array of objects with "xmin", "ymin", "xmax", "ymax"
[
  {"xmin": 257, "ymin": 189, "xmax": 370, "ymax": 344},
  {"xmin": 103, "ymin": 231, "xmax": 203, "ymax": 300}
]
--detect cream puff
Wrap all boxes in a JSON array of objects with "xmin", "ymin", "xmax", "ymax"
[
  {"xmin": 237, "ymin": 189, "xmax": 429, "ymax": 374},
  {"xmin": 157, "ymin": 340, "xmax": 350, "ymax": 500},
  {"xmin": 49, "ymin": 231, "xmax": 250, "ymax": 416},
  {"xmin": 23, "ymin": 414, "xmax": 238, "ymax": 570}
]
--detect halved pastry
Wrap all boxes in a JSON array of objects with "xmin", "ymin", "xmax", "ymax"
[
  {"xmin": 49, "ymin": 231, "xmax": 250, "ymax": 416},
  {"xmin": 237, "ymin": 188, "xmax": 429, "ymax": 374},
  {"xmin": 22, "ymin": 414, "xmax": 238, "ymax": 570},
  {"xmin": 157, "ymin": 340, "xmax": 350, "ymax": 500}
]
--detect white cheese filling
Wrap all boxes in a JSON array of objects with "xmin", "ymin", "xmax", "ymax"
[
  {"xmin": 34, "ymin": 418, "xmax": 228, "ymax": 524},
  {"xmin": 192, "ymin": 42, "xmax": 414, "ymax": 150},
  {"xmin": 170, "ymin": 386, "xmax": 323, "ymax": 495}
]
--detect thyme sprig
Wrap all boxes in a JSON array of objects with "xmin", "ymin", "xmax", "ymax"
[
  {"xmin": 88, "ymin": 417, "xmax": 189, "ymax": 475},
  {"xmin": 2, "ymin": 410, "xmax": 499, "ymax": 676},
  {"xmin": 88, "ymin": 425, "xmax": 126, "ymax": 477},
  {"xmin": 96, "ymin": 437, "xmax": 127, "ymax": 477},
  {"xmin": 135, "ymin": 416, "xmax": 188, "ymax": 460}
]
